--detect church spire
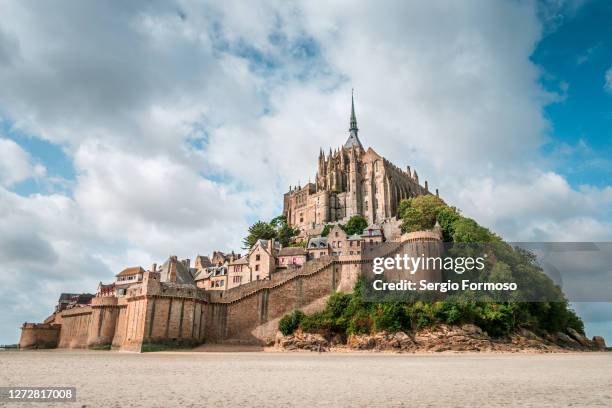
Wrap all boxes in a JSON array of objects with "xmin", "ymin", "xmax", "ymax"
[
  {"xmin": 349, "ymin": 88, "xmax": 358, "ymax": 133},
  {"xmin": 344, "ymin": 89, "xmax": 363, "ymax": 149}
]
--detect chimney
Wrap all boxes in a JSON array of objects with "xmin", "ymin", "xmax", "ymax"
[
  {"xmin": 425, "ymin": 181, "xmax": 429, "ymax": 191},
  {"xmin": 268, "ymin": 238, "xmax": 274, "ymax": 253},
  {"xmin": 150, "ymin": 263, "xmax": 157, "ymax": 272},
  {"xmin": 436, "ymin": 188, "xmax": 439, "ymax": 197}
]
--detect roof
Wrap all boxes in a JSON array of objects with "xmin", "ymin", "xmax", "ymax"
[
  {"xmin": 195, "ymin": 255, "xmax": 213, "ymax": 268},
  {"xmin": 348, "ymin": 234, "xmax": 362, "ymax": 241},
  {"xmin": 307, "ymin": 236, "xmax": 328, "ymax": 249},
  {"xmin": 193, "ymin": 265, "xmax": 228, "ymax": 281},
  {"xmin": 278, "ymin": 247, "xmax": 307, "ymax": 256},
  {"xmin": 362, "ymin": 224, "xmax": 383, "ymax": 237},
  {"xmin": 159, "ymin": 257, "xmax": 195, "ymax": 285},
  {"xmin": 251, "ymin": 239, "xmax": 281, "ymax": 256},
  {"xmin": 116, "ymin": 266, "xmax": 145, "ymax": 277},
  {"xmin": 344, "ymin": 132, "xmax": 363, "ymax": 149},
  {"xmin": 229, "ymin": 255, "xmax": 249, "ymax": 265}
]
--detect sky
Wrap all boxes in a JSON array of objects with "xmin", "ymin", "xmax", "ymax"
[{"xmin": 0, "ymin": 0, "xmax": 611, "ymax": 345}]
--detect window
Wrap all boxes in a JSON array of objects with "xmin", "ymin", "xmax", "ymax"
[
  {"xmin": 233, "ymin": 276, "xmax": 241, "ymax": 284},
  {"xmin": 335, "ymin": 231, "xmax": 339, "ymax": 237},
  {"xmin": 255, "ymin": 254, "xmax": 260, "ymax": 261},
  {"xmin": 255, "ymin": 265, "xmax": 260, "ymax": 271},
  {"xmin": 338, "ymin": 242, "xmax": 342, "ymax": 248}
]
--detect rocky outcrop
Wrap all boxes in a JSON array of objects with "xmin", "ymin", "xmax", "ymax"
[
  {"xmin": 275, "ymin": 325, "xmax": 609, "ymax": 353},
  {"xmin": 592, "ymin": 336, "xmax": 607, "ymax": 350},
  {"xmin": 277, "ymin": 331, "xmax": 329, "ymax": 352}
]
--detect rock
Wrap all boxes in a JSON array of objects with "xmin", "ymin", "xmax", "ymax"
[
  {"xmin": 347, "ymin": 334, "xmax": 376, "ymax": 350},
  {"xmin": 518, "ymin": 328, "xmax": 539, "ymax": 340},
  {"xmin": 393, "ymin": 332, "xmax": 415, "ymax": 350},
  {"xmin": 461, "ymin": 324, "xmax": 483, "ymax": 336},
  {"xmin": 554, "ymin": 332, "xmax": 582, "ymax": 349},
  {"xmin": 329, "ymin": 334, "xmax": 344, "ymax": 346},
  {"xmin": 592, "ymin": 336, "xmax": 607, "ymax": 350},
  {"xmin": 566, "ymin": 327, "xmax": 591, "ymax": 348}
]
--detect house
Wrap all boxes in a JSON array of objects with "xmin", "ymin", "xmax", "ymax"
[
  {"xmin": 115, "ymin": 266, "xmax": 146, "ymax": 295},
  {"xmin": 277, "ymin": 247, "xmax": 307, "ymax": 269},
  {"xmin": 306, "ymin": 236, "xmax": 330, "ymax": 259},
  {"xmin": 158, "ymin": 256, "xmax": 195, "ymax": 285},
  {"xmin": 55, "ymin": 293, "xmax": 94, "ymax": 312},
  {"xmin": 361, "ymin": 223, "xmax": 384, "ymax": 245},
  {"xmin": 96, "ymin": 282, "xmax": 115, "ymax": 297},
  {"xmin": 227, "ymin": 255, "xmax": 249, "ymax": 289},
  {"xmin": 327, "ymin": 225, "xmax": 363, "ymax": 256},
  {"xmin": 247, "ymin": 239, "xmax": 279, "ymax": 281}
]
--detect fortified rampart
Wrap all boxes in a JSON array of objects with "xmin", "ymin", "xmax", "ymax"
[{"xmin": 20, "ymin": 234, "xmax": 440, "ymax": 351}]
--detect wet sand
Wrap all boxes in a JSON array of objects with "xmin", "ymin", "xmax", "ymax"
[{"xmin": 1, "ymin": 350, "xmax": 611, "ymax": 407}]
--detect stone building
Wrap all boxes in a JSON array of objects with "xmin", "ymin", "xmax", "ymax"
[
  {"xmin": 115, "ymin": 266, "xmax": 145, "ymax": 295},
  {"xmin": 327, "ymin": 225, "xmax": 362, "ymax": 257},
  {"xmin": 283, "ymin": 93, "xmax": 432, "ymax": 231},
  {"xmin": 277, "ymin": 246, "xmax": 308, "ymax": 269},
  {"xmin": 306, "ymin": 236, "xmax": 330, "ymax": 259}
]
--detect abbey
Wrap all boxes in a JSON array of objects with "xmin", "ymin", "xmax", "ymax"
[{"xmin": 283, "ymin": 93, "xmax": 433, "ymax": 231}]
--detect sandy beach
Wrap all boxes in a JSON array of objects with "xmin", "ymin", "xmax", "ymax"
[{"xmin": 0, "ymin": 351, "xmax": 611, "ymax": 407}]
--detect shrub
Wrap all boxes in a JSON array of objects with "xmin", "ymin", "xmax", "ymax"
[{"xmin": 279, "ymin": 310, "xmax": 305, "ymax": 336}]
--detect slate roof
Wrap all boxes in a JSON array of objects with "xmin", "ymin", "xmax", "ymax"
[
  {"xmin": 362, "ymin": 224, "xmax": 383, "ymax": 237},
  {"xmin": 307, "ymin": 236, "xmax": 328, "ymax": 249},
  {"xmin": 159, "ymin": 257, "xmax": 195, "ymax": 285}
]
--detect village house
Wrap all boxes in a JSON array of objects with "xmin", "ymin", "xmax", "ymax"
[
  {"xmin": 306, "ymin": 236, "xmax": 330, "ymax": 259},
  {"xmin": 277, "ymin": 246, "xmax": 308, "ymax": 269},
  {"xmin": 115, "ymin": 266, "xmax": 145, "ymax": 296},
  {"xmin": 54, "ymin": 293, "xmax": 94, "ymax": 312},
  {"xmin": 327, "ymin": 225, "xmax": 363, "ymax": 257},
  {"xmin": 227, "ymin": 255, "xmax": 249, "ymax": 289}
]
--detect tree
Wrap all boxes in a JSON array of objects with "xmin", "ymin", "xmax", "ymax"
[
  {"xmin": 399, "ymin": 195, "xmax": 447, "ymax": 233},
  {"xmin": 243, "ymin": 215, "xmax": 300, "ymax": 249},
  {"xmin": 243, "ymin": 221, "xmax": 277, "ymax": 249},
  {"xmin": 344, "ymin": 215, "xmax": 368, "ymax": 236},
  {"xmin": 451, "ymin": 217, "xmax": 492, "ymax": 243}
]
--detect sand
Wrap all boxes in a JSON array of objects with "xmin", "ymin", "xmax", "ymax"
[{"xmin": 1, "ymin": 350, "xmax": 611, "ymax": 407}]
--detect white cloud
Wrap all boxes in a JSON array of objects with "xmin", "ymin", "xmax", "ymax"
[
  {"xmin": 0, "ymin": 0, "xmax": 609, "ymax": 344},
  {"xmin": 0, "ymin": 138, "xmax": 45, "ymax": 187},
  {"xmin": 605, "ymin": 67, "xmax": 612, "ymax": 93}
]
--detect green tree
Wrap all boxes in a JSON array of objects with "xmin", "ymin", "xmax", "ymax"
[
  {"xmin": 243, "ymin": 215, "xmax": 300, "ymax": 249},
  {"xmin": 344, "ymin": 215, "xmax": 368, "ymax": 236},
  {"xmin": 400, "ymin": 195, "xmax": 447, "ymax": 233},
  {"xmin": 243, "ymin": 221, "xmax": 277, "ymax": 249},
  {"xmin": 272, "ymin": 215, "xmax": 300, "ymax": 247},
  {"xmin": 451, "ymin": 217, "xmax": 492, "ymax": 243}
]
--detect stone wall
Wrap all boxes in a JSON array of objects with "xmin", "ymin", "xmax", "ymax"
[
  {"xmin": 20, "ymin": 233, "xmax": 438, "ymax": 351},
  {"xmin": 19, "ymin": 323, "xmax": 60, "ymax": 349},
  {"xmin": 57, "ymin": 307, "xmax": 92, "ymax": 349}
]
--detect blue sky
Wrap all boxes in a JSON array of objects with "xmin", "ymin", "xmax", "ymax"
[
  {"xmin": 0, "ymin": 0, "xmax": 611, "ymax": 344},
  {"xmin": 534, "ymin": 0, "xmax": 612, "ymax": 189}
]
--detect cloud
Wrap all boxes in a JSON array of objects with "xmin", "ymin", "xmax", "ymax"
[
  {"xmin": 605, "ymin": 67, "xmax": 612, "ymax": 93},
  {"xmin": 0, "ymin": 0, "xmax": 608, "ymax": 344},
  {"xmin": 0, "ymin": 138, "xmax": 45, "ymax": 187}
]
